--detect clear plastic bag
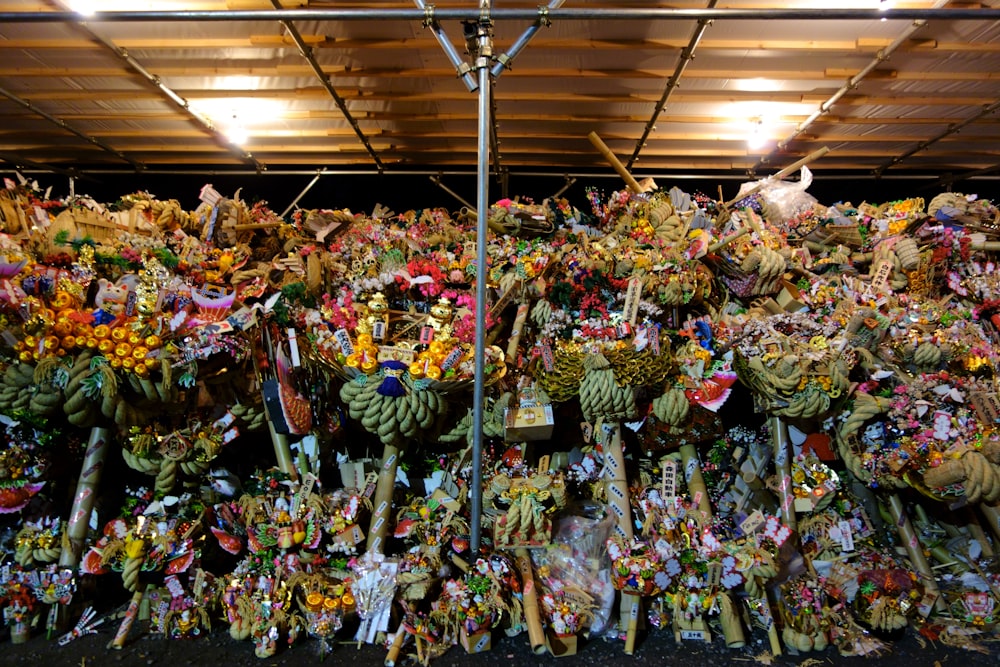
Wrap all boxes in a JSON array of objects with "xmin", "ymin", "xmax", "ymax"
[
  {"xmin": 737, "ymin": 166, "xmax": 818, "ymax": 226},
  {"xmin": 531, "ymin": 502, "xmax": 617, "ymax": 636}
]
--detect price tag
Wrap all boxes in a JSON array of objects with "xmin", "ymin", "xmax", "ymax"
[
  {"xmin": 441, "ymin": 346, "xmax": 464, "ymax": 370},
  {"xmin": 334, "ymin": 328, "xmax": 354, "ymax": 356},
  {"xmin": 287, "ymin": 327, "xmax": 301, "ymax": 367},
  {"xmin": 680, "ymin": 630, "xmax": 707, "ymax": 641},
  {"xmin": 871, "ymin": 259, "xmax": 894, "ymax": 292},
  {"xmin": 384, "ymin": 454, "xmax": 396, "ymax": 471},
  {"xmin": 970, "ymin": 391, "xmax": 1000, "ymax": 425},
  {"xmin": 837, "ymin": 519, "xmax": 855, "ymax": 553},
  {"xmin": 371, "ymin": 319, "xmax": 387, "ymax": 341},
  {"xmin": 296, "ymin": 473, "xmax": 317, "ymax": 516},
  {"xmin": 740, "ymin": 509, "xmax": 766, "ymax": 536},
  {"xmin": 661, "ymin": 459, "xmax": 677, "ymax": 501},
  {"xmin": 622, "ymin": 278, "xmax": 642, "ymax": 325},
  {"xmin": 649, "ymin": 325, "xmax": 660, "ymax": 356}
]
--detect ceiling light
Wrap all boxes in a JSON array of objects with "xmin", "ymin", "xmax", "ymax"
[
  {"xmin": 68, "ymin": 0, "xmax": 97, "ymax": 15},
  {"xmin": 747, "ymin": 118, "xmax": 767, "ymax": 151},
  {"xmin": 226, "ymin": 118, "xmax": 248, "ymax": 146}
]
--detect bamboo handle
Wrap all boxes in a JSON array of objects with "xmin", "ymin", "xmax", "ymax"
[
  {"xmin": 724, "ymin": 146, "xmax": 830, "ymax": 208},
  {"xmin": 515, "ymin": 548, "xmax": 547, "ymax": 655},
  {"xmin": 770, "ymin": 416, "xmax": 797, "ymax": 533},
  {"xmin": 588, "ymin": 132, "xmax": 644, "ymax": 194},
  {"xmin": 887, "ymin": 494, "xmax": 946, "ymax": 614},
  {"xmin": 231, "ymin": 222, "xmax": 283, "ymax": 230},
  {"xmin": 623, "ymin": 592, "xmax": 641, "ymax": 655}
]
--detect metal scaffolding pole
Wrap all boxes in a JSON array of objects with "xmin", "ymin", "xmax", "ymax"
[
  {"xmin": 415, "ymin": 0, "xmax": 478, "ymax": 93},
  {"xmin": 751, "ymin": 0, "xmax": 948, "ymax": 176},
  {"xmin": 4, "ymin": 8, "xmax": 998, "ymax": 22},
  {"xmin": 491, "ymin": 0, "xmax": 564, "ymax": 79},
  {"xmin": 274, "ymin": 0, "xmax": 384, "ymax": 171},
  {"xmin": 471, "ymin": 0, "xmax": 493, "ymax": 555},
  {"xmin": 0, "ymin": 84, "xmax": 143, "ymax": 171},
  {"xmin": 628, "ymin": 0, "xmax": 717, "ymax": 170}
]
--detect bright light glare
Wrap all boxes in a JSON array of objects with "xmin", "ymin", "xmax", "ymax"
[
  {"xmin": 747, "ymin": 119, "xmax": 767, "ymax": 151},
  {"xmin": 226, "ymin": 124, "xmax": 249, "ymax": 146},
  {"xmin": 190, "ymin": 99, "xmax": 282, "ymax": 127},
  {"xmin": 68, "ymin": 0, "xmax": 97, "ymax": 15},
  {"xmin": 67, "ymin": 1, "xmax": 186, "ymax": 11}
]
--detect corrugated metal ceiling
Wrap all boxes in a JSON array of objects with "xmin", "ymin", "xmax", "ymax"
[{"xmin": 0, "ymin": 1, "xmax": 999, "ymax": 185}]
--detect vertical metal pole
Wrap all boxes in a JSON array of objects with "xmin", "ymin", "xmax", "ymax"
[{"xmin": 470, "ymin": 2, "xmax": 492, "ymax": 554}]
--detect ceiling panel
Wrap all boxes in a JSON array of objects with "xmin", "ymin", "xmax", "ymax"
[{"xmin": 0, "ymin": 0, "xmax": 998, "ymax": 182}]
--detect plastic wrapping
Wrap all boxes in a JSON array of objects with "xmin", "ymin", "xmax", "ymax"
[
  {"xmin": 736, "ymin": 166, "xmax": 818, "ymax": 226},
  {"xmin": 531, "ymin": 502, "xmax": 617, "ymax": 636}
]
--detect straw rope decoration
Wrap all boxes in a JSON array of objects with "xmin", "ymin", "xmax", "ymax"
[
  {"xmin": 0, "ymin": 362, "xmax": 35, "ymax": 413},
  {"xmin": 651, "ymin": 385, "xmax": 689, "ymax": 427}
]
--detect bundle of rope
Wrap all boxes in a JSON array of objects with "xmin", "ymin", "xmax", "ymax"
[
  {"xmin": 579, "ymin": 353, "xmax": 638, "ymax": 423},
  {"xmin": 922, "ymin": 444, "xmax": 1000, "ymax": 505},
  {"xmin": 836, "ymin": 392, "xmax": 907, "ymax": 490},
  {"xmin": 339, "ymin": 361, "xmax": 445, "ymax": 447}
]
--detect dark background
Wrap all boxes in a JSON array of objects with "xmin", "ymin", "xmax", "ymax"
[{"xmin": 10, "ymin": 167, "xmax": 997, "ymax": 217}]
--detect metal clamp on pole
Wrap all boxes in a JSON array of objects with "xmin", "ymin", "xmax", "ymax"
[
  {"xmin": 491, "ymin": 0, "xmax": 563, "ymax": 79},
  {"xmin": 415, "ymin": 0, "xmax": 478, "ymax": 92}
]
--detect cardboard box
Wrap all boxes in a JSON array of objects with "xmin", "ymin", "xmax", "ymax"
[
  {"xmin": 460, "ymin": 628, "xmax": 491, "ymax": 653},
  {"xmin": 504, "ymin": 404, "xmax": 554, "ymax": 441},
  {"xmin": 545, "ymin": 630, "xmax": 578, "ymax": 657}
]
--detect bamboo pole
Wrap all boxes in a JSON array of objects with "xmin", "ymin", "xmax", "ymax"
[
  {"xmin": 587, "ymin": 131, "xmax": 644, "ymax": 194},
  {"xmin": 366, "ymin": 443, "xmax": 400, "ymax": 554},
  {"xmin": 623, "ymin": 592, "xmax": 641, "ymax": 655},
  {"xmin": 980, "ymin": 502, "xmax": 1000, "ymax": 544},
  {"xmin": 60, "ymin": 426, "xmax": 110, "ymax": 570},
  {"xmin": 505, "ymin": 302, "xmax": 530, "ymax": 365},
  {"xmin": 965, "ymin": 508, "xmax": 994, "ymax": 559},
  {"xmin": 384, "ymin": 623, "xmax": 407, "ymax": 667},
  {"xmin": 886, "ymin": 494, "xmax": 946, "ymax": 614},
  {"xmin": 723, "ymin": 146, "xmax": 830, "ymax": 209},
  {"xmin": 769, "ymin": 417, "xmax": 797, "ymax": 533},
  {"xmin": 514, "ymin": 548, "xmax": 546, "ymax": 655},
  {"xmin": 267, "ymin": 420, "xmax": 299, "ymax": 484},
  {"xmin": 604, "ymin": 423, "xmax": 633, "ymax": 542},
  {"xmin": 679, "ymin": 443, "xmax": 712, "ymax": 519},
  {"xmin": 719, "ymin": 592, "xmax": 746, "ymax": 649},
  {"xmin": 109, "ymin": 588, "xmax": 144, "ymax": 649}
]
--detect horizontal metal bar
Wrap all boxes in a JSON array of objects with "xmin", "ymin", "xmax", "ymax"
[
  {"xmin": 8, "ymin": 167, "xmax": 964, "ymax": 182},
  {"xmin": 1, "ymin": 8, "xmax": 998, "ymax": 23}
]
